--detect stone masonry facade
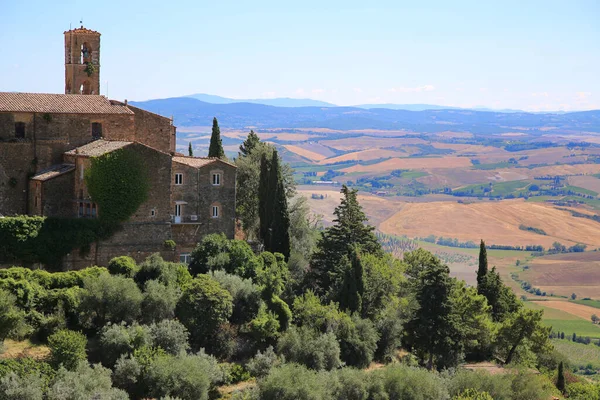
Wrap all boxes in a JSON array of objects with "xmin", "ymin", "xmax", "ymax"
[{"xmin": 0, "ymin": 26, "xmax": 236, "ymax": 269}]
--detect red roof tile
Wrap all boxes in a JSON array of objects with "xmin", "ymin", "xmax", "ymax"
[
  {"xmin": 65, "ymin": 140, "xmax": 133, "ymax": 157},
  {"xmin": 173, "ymin": 156, "xmax": 236, "ymax": 169},
  {"xmin": 0, "ymin": 92, "xmax": 133, "ymax": 114}
]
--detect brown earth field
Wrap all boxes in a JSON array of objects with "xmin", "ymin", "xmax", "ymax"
[
  {"xmin": 568, "ymin": 175, "xmax": 600, "ymax": 193},
  {"xmin": 282, "ymin": 144, "xmax": 330, "ymax": 161},
  {"xmin": 530, "ymin": 300, "xmax": 600, "ymax": 321},
  {"xmin": 320, "ymin": 136, "xmax": 427, "ymax": 151},
  {"xmin": 340, "ymin": 156, "xmax": 473, "ymax": 173},
  {"xmin": 378, "ymin": 199, "xmax": 600, "ymax": 249},
  {"xmin": 319, "ymin": 148, "xmax": 409, "ymax": 164},
  {"xmin": 520, "ymin": 252, "xmax": 600, "ymax": 299}
]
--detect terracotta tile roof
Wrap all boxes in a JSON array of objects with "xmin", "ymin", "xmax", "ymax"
[
  {"xmin": 64, "ymin": 26, "xmax": 100, "ymax": 35},
  {"xmin": 172, "ymin": 156, "xmax": 237, "ymax": 169},
  {"xmin": 30, "ymin": 164, "xmax": 75, "ymax": 181},
  {"xmin": 0, "ymin": 92, "xmax": 133, "ymax": 114},
  {"xmin": 65, "ymin": 140, "xmax": 133, "ymax": 157}
]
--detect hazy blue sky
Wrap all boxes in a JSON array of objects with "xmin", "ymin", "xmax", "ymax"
[{"xmin": 1, "ymin": 0, "xmax": 598, "ymax": 111}]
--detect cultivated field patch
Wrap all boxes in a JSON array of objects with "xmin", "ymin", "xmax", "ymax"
[
  {"xmin": 340, "ymin": 156, "xmax": 472, "ymax": 173},
  {"xmin": 378, "ymin": 199, "xmax": 600, "ymax": 248}
]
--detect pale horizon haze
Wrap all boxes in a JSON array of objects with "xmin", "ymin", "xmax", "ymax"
[{"xmin": 1, "ymin": 0, "xmax": 599, "ymax": 111}]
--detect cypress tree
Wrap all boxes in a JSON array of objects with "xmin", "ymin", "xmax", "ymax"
[
  {"xmin": 477, "ymin": 240, "xmax": 488, "ymax": 287},
  {"xmin": 556, "ymin": 361, "xmax": 565, "ymax": 393},
  {"xmin": 268, "ymin": 150, "xmax": 291, "ymax": 259},
  {"xmin": 208, "ymin": 117, "xmax": 225, "ymax": 159},
  {"xmin": 308, "ymin": 185, "xmax": 382, "ymax": 297},
  {"xmin": 239, "ymin": 130, "xmax": 260, "ymax": 157},
  {"xmin": 338, "ymin": 246, "xmax": 364, "ymax": 314},
  {"xmin": 258, "ymin": 153, "xmax": 273, "ymax": 247},
  {"xmin": 188, "ymin": 142, "xmax": 194, "ymax": 157}
]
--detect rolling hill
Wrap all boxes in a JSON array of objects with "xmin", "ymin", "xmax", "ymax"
[{"xmin": 130, "ymin": 97, "xmax": 600, "ymax": 134}]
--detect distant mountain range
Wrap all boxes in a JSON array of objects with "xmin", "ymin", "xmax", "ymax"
[
  {"xmin": 186, "ymin": 93, "xmax": 335, "ymax": 108},
  {"xmin": 183, "ymin": 93, "xmax": 567, "ymax": 113},
  {"xmin": 129, "ymin": 96, "xmax": 600, "ymax": 134}
]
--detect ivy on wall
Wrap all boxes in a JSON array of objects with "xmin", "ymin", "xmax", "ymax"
[
  {"xmin": 84, "ymin": 62, "xmax": 96, "ymax": 77},
  {"xmin": 0, "ymin": 216, "xmax": 118, "ymax": 270},
  {"xmin": 85, "ymin": 147, "xmax": 150, "ymax": 223}
]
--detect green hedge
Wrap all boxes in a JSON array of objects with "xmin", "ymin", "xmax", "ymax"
[{"xmin": 0, "ymin": 216, "xmax": 118, "ymax": 269}]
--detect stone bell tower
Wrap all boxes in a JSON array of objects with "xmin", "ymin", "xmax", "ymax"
[{"xmin": 64, "ymin": 25, "xmax": 101, "ymax": 95}]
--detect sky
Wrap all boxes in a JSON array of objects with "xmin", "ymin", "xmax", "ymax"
[{"xmin": 1, "ymin": 0, "xmax": 599, "ymax": 111}]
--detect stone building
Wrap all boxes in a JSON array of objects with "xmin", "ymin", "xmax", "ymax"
[{"xmin": 0, "ymin": 26, "xmax": 236, "ymax": 268}]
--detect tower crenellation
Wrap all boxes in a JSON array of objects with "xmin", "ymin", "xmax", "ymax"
[{"xmin": 64, "ymin": 25, "xmax": 101, "ymax": 95}]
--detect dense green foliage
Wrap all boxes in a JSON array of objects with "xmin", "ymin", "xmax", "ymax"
[
  {"xmin": 208, "ymin": 117, "xmax": 225, "ymax": 158},
  {"xmin": 85, "ymin": 147, "xmax": 149, "ymax": 223},
  {"xmin": 0, "ymin": 216, "xmax": 117, "ymax": 268},
  {"xmin": 47, "ymin": 329, "xmax": 87, "ymax": 371},
  {"xmin": 0, "ymin": 181, "xmax": 570, "ymax": 399}
]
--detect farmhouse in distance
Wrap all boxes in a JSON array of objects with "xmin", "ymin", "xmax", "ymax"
[{"xmin": 0, "ymin": 26, "xmax": 236, "ymax": 268}]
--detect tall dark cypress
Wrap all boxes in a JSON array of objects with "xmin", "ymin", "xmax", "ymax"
[
  {"xmin": 477, "ymin": 240, "xmax": 488, "ymax": 287},
  {"xmin": 208, "ymin": 117, "xmax": 225, "ymax": 159},
  {"xmin": 269, "ymin": 150, "xmax": 291, "ymax": 259},
  {"xmin": 188, "ymin": 142, "xmax": 194, "ymax": 157},
  {"xmin": 258, "ymin": 153, "xmax": 273, "ymax": 247},
  {"xmin": 556, "ymin": 361, "xmax": 565, "ymax": 392},
  {"xmin": 339, "ymin": 246, "xmax": 364, "ymax": 314}
]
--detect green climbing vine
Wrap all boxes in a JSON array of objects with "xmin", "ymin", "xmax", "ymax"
[
  {"xmin": 84, "ymin": 62, "xmax": 96, "ymax": 77},
  {"xmin": 85, "ymin": 147, "xmax": 150, "ymax": 223},
  {"xmin": 0, "ymin": 216, "xmax": 118, "ymax": 269}
]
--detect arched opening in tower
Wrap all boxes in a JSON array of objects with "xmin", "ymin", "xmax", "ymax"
[
  {"xmin": 81, "ymin": 42, "xmax": 92, "ymax": 64},
  {"xmin": 80, "ymin": 81, "xmax": 91, "ymax": 95}
]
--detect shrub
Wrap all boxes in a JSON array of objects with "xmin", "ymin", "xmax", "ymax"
[
  {"xmin": 447, "ymin": 370, "xmax": 511, "ymax": 400},
  {"xmin": 47, "ymin": 329, "xmax": 87, "ymax": 371},
  {"xmin": 339, "ymin": 315, "xmax": 379, "ymax": 368},
  {"xmin": 258, "ymin": 363, "xmax": 331, "ymax": 400},
  {"xmin": 452, "ymin": 389, "xmax": 494, "ymax": 400},
  {"xmin": 0, "ymin": 357, "xmax": 54, "ymax": 387},
  {"xmin": 248, "ymin": 303, "xmax": 280, "ymax": 345},
  {"xmin": 246, "ymin": 346, "xmax": 282, "ymax": 378},
  {"xmin": 331, "ymin": 368, "xmax": 369, "ymax": 400},
  {"xmin": 222, "ymin": 363, "xmax": 251, "ymax": 384},
  {"xmin": 107, "ymin": 256, "xmax": 138, "ymax": 278},
  {"xmin": 135, "ymin": 253, "xmax": 190, "ymax": 288},
  {"xmin": 190, "ymin": 234, "xmax": 261, "ymax": 278},
  {"xmin": 47, "ymin": 362, "xmax": 128, "ymax": 400},
  {"xmin": 277, "ymin": 326, "xmax": 341, "ymax": 371},
  {"xmin": 0, "ymin": 372, "xmax": 44, "ymax": 400},
  {"xmin": 0, "ymin": 288, "xmax": 27, "ymax": 343},
  {"xmin": 141, "ymin": 280, "xmax": 180, "ymax": 323},
  {"xmin": 378, "ymin": 365, "xmax": 448, "ymax": 400},
  {"xmin": 149, "ymin": 319, "xmax": 190, "ymax": 355},
  {"xmin": 209, "ymin": 270, "xmax": 261, "ymax": 324},
  {"xmin": 144, "ymin": 351, "xmax": 224, "ymax": 400},
  {"xmin": 99, "ymin": 323, "xmax": 152, "ymax": 367},
  {"xmin": 78, "ymin": 273, "xmax": 143, "ymax": 329},
  {"xmin": 175, "ymin": 275, "xmax": 233, "ymax": 351}
]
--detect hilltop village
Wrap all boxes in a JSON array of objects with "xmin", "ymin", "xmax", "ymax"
[{"xmin": 0, "ymin": 26, "xmax": 236, "ymax": 268}]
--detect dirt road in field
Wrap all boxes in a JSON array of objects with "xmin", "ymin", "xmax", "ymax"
[{"xmin": 531, "ymin": 300, "xmax": 599, "ymax": 320}]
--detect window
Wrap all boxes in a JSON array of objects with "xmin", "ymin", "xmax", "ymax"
[
  {"xmin": 175, "ymin": 173, "xmax": 183, "ymax": 185},
  {"xmin": 211, "ymin": 205, "xmax": 219, "ymax": 218},
  {"xmin": 151, "ymin": 209, "xmax": 156, "ymax": 217},
  {"xmin": 180, "ymin": 253, "xmax": 192, "ymax": 264},
  {"xmin": 175, "ymin": 204, "xmax": 182, "ymax": 216},
  {"xmin": 212, "ymin": 173, "xmax": 221, "ymax": 186},
  {"xmin": 15, "ymin": 122, "xmax": 25, "ymax": 139},
  {"xmin": 78, "ymin": 201, "xmax": 98, "ymax": 218},
  {"xmin": 91, "ymin": 122, "xmax": 102, "ymax": 140}
]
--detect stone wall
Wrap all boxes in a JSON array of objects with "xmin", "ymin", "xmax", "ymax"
[
  {"xmin": 129, "ymin": 106, "xmax": 175, "ymax": 154},
  {"xmin": 62, "ymin": 221, "xmax": 176, "ymax": 269},
  {"xmin": 40, "ymin": 171, "xmax": 76, "ymax": 217},
  {"xmin": 0, "ymin": 142, "xmax": 35, "ymax": 215},
  {"xmin": 128, "ymin": 143, "xmax": 173, "ymax": 223}
]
